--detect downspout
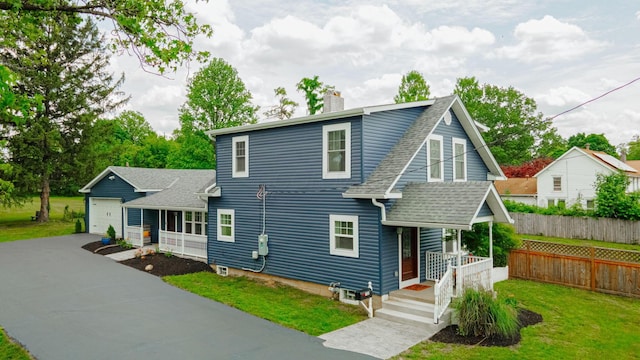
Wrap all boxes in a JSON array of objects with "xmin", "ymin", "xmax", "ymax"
[
  {"xmin": 371, "ymin": 198, "xmax": 386, "ymax": 221},
  {"xmin": 372, "ymin": 198, "xmax": 385, "ymax": 300}
]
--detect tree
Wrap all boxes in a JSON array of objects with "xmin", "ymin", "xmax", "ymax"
[
  {"xmin": 263, "ymin": 87, "xmax": 298, "ymax": 120},
  {"xmin": 166, "ymin": 131, "xmax": 215, "ymax": 169},
  {"xmin": 454, "ymin": 76, "xmax": 563, "ymax": 165},
  {"xmin": 501, "ymin": 158, "xmax": 554, "ymax": 178},
  {"xmin": 594, "ymin": 172, "xmax": 640, "ymax": 220},
  {"xmin": 296, "ymin": 76, "xmax": 334, "ymax": 115},
  {"xmin": 462, "ymin": 223, "xmax": 521, "ymax": 267},
  {"xmin": 112, "ymin": 111, "xmax": 155, "ymax": 144},
  {"xmin": 179, "ymin": 58, "xmax": 258, "ymax": 132},
  {"xmin": 394, "ymin": 70, "xmax": 430, "ymax": 103},
  {"xmin": 626, "ymin": 135, "xmax": 640, "ymax": 160},
  {"xmin": 0, "ymin": 12, "xmax": 126, "ymax": 220},
  {"xmin": 567, "ymin": 133, "xmax": 617, "ymax": 156}
]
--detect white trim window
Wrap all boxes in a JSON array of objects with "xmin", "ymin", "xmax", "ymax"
[
  {"xmin": 217, "ymin": 209, "xmax": 235, "ymax": 242},
  {"xmin": 427, "ymin": 135, "xmax": 443, "ymax": 182},
  {"xmin": 329, "ymin": 214, "xmax": 359, "ymax": 258},
  {"xmin": 185, "ymin": 211, "xmax": 208, "ymax": 235},
  {"xmin": 232, "ymin": 136, "xmax": 249, "ymax": 178},
  {"xmin": 322, "ymin": 123, "xmax": 351, "ymax": 179},
  {"xmin": 552, "ymin": 176, "xmax": 562, "ymax": 191},
  {"xmin": 452, "ymin": 138, "xmax": 467, "ymax": 181}
]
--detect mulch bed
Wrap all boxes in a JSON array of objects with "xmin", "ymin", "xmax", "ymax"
[
  {"xmin": 430, "ymin": 308, "xmax": 543, "ymax": 346},
  {"xmin": 82, "ymin": 240, "xmax": 214, "ymax": 277}
]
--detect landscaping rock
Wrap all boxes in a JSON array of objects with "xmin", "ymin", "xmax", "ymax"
[{"xmin": 145, "ymin": 264, "xmax": 153, "ymax": 272}]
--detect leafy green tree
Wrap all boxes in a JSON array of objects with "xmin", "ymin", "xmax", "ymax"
[
  {"xmin": 0, "ymin": 12, "xmax": 126, "ymax": 220},
  {"xmin": 179, "ymin": 58, "xmax": 258, "ymax": 132},
  {"xmin": 166, "ymin": 131, "xmax": 215, "ymax": 169},
  {"xmin": 594, "ymin": 172, "xmax": 640, "ymax": 220},
  {"xmin": 296, "ymin": 76, "xmax": 334, "ymax": 115},
  {"xmin": 567, "ymin": 133, "xmax": 617, "ymax": 156},
  {"xmin": 394, "ymin": 70, "xmax": 430, "ymax": 103},
  {"xmin": 626, "ymin": 135, "xmax": 640, "ymax": 160},
  {"xmin": 263, "ymin": 87, "xmax": 298, "ymax": 120},
  {"xmin": 113, "ymin": 111, "xmax": 155, "ymax": 144},
  {"xmin": 462, "ymin": 223, "xmax": 521, "ymax": 267},
  {"xmin": 454, "ymin": 76, "xmax": 563, "ymax": 165}
]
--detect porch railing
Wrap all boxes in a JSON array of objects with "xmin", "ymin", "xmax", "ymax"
[
  {"xmin": 159, "ymin": 230, "xmax": 207, "ymax": 260},
  {"xmin": 125, "ymin": 226, "xmax": 144, "ymax": 247},
  {"xmin": 456, "ymin": 255, "xmax": 493, "ymax": 295},
  {"xmin": 433, "ymin": 262, "xmax": 454, "ymax": 324}
]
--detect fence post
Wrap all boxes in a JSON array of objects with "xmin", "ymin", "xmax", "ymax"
[
  {"xmin": 590, "ymin": 247, "xmax": 596, "ymax": 291},
  {"xmin": 526, "ymin": 240, "xmax": 531, "ymax": 280}
]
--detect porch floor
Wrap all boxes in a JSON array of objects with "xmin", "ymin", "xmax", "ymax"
[{"xmin": 391, "ymin": 281, "xmax": 437, "ymax": 303}]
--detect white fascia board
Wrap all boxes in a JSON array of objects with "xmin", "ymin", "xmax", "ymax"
[
  {"xmin": 121, "ymin": 204, "xmax": 207, "ymax": 212},
  {"xmin": 342, "ymin": 192, "xmax": 402, "ymax": 199},
  {"xmin": 134, "ymin": 188, "xmax": 163, "ymax": 193},
  {"xmin": 78, "ymin": 166, "xmax": 115, "ymax": 193},
  {"xmin": 382, "ymin": 220, "xmax": 472, "ymax": 230},
  {"xmin": 487, "ymin": 173, "xmax": 507, "ymax": 181}
]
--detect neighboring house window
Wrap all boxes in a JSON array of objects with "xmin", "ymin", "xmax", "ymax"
[
  {"xmin": 557, "ymin": 199, "xmax": 566, "ymax": 209},
  {"xmin": 217, "ymin": 209, "xmax": 234, "ymax": 242},
  {"xmin": 553, "ymin": 176, "xmax": 561, "ymax": 191},
  {"xmin": 586, "ymin": 199, "xmax": 595, "ymax": 210},
  {"xmin": 547, "ymin": 199, "xmax": 555, "ymax": 208},
  {"xmin": 452, "ymin": 138, "xmax": 467, "ymax": 181},
  {"xmin": 232, "ymin": 136, "xmax": 249, "ymax": 178},
  {"xmin": 427, "ymin": 135, "xmax": 443, "ymax": 181},
  {"xmin": 322, "ymin": 123, "xmax": 351, "ymax": 179},
  {"xmin": 442, "ymin": 228, "xmax": 458, "ymax": 253},
  {"xmin": 329, "ymin": 214, "xmax": 359, "ymax": 257},
  {"xmin": 185, "ymin": 211, "xmax": 208, "ymax": 236},
  {"xmin": 547, "ymin": 199, "xmax": 566, "ymax": 208}
]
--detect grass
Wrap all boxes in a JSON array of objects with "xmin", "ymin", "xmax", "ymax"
[
  {"xmin": 0, "ymin": 196, "xmax": 84, "ymax": 243},
  {"xmin": 520, "ymin": 234, "xmax": 640, "ymax": 251},
  {"xmin": 0, "ymin": 327, "xmax": 32, "ymax": 360},
  {"xmin": 163, "ymin": 272, "xmax": 368, "ymax": 336},
  {"xmin": 394, "ymin": 279, "xmax": 640, "ymax": 360}
]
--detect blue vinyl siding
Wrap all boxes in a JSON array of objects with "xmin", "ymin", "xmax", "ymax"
[
  {"xmin": 432, "ymin": 111, "xmax": 489, "ymax": 182},
  {"xmin": 478, "ymin": 202, "xmax": 493, "ymax": 217},
  {"xmin": 362, "ymin": 108, "xmax": 426, "ymax": 180}
]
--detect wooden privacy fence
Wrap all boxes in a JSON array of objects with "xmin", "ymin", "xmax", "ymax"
[
  {"xmin": 510, "ymin": 212, "xmax": 640, "ymax": 244},
  {"xmin": 509, "ymin": 240, "xmax": 640, "ymax": 298}
]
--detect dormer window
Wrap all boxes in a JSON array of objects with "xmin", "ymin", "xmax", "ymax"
[
  {"xmin": 322, "ymin": 123, "xmax": 351, "ymax": 179},
  {"xmin": 232, "ymin": 135, "xmax": 248, "ymax": 178}
]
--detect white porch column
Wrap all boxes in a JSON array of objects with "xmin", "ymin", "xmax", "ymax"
[
  {"xmin": 140, "ymin": 208, "xmax": 144, "ymax": 247},
  {"xmin": 456, "ymin": 230, "xmax": 462, "ymax": 296},
  {"xmin": 489, "ymin": 221, "xmax": 494, "ymax": 259}
]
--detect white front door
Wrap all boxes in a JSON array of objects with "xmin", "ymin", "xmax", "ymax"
[{"xmin": 89, "ymin": 198, "xmax": 122, "ymax": 236}]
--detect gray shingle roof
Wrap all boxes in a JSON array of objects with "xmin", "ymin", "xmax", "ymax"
[
  {"xmin": 344, "ymin": 95, "xmax": 456, "ymax": 197},
  {"xmin": 385, "ymin": 181, "xmax": 495, "ymax": 229}
]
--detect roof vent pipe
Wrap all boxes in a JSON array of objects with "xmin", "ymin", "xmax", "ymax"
[{"xmin": 323, "ymin": 91, "xmax": 344, "ymax": 113}]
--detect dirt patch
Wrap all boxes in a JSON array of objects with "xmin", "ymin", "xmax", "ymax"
[
  {"xmin": 83, "ymin": 240, "xmax": 214, "ymax": 277},
  {"xmin": 430, "ymin": 308, "xmax": 543, "ymax": 347}
]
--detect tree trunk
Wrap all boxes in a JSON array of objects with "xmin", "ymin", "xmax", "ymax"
[{"xmin": 38, "ymin": 176, "xmax": 50, "ymax": 223}]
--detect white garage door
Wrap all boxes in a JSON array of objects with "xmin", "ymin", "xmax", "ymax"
[{"xmin": 89, "ymin": 198, "xmax": 123, "ymax": 236}]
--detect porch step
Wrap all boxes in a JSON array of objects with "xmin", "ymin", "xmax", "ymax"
[{"xmin": 382, "ymin": 298, "xmax": 435, "ymax": 317}]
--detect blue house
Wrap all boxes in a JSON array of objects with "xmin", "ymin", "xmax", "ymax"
[
  {"xmin": 79, "ymin": 166, "xmax": 216, "ymax": 260},
  {"xmin": 206, "ymin": 94, "xmax": 512, "ymax": 323}
]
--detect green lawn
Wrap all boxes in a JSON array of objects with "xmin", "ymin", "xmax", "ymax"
[
  {"xmin": 163, "ymin": 272, "xmax": 368, "ymax": 336},
  {"xmin": 0, "ymin": 196, "xmax": 84, "ymax": 242},
  {"xmin": 520, "ymin": 234, "xmax": 640, "ymax": 251},
  {"xmin": 395, "ymin": 279, "xmax": 640, "ymax": 360},
  {"xmin": 0, "ymin": 327, "xmax": 31, "ymax": 360}
]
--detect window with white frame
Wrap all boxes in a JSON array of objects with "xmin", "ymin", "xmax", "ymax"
[
  {"xmin": 552, "ymin": 176, "xmax": 562, "ymax": 191},
  {"xmin": 232, "ymin": 136, "xmax": 249, "ymax": 178},
  {"xmin": 329, "ymin": 214, "xmax": 359, "ymax": 258},
  {"xmin": 322, "ymin": 123, "xmax": 351, "ymax": 179},
  {"xmin": 586, "ymin": 199, "xmax": 595, "ymax": 210},
  {"xmin": 185, "ymin": 211, "xmax": 208, "ymax": 236},
  {"xmin": 452, "ymin": 138, "xmax": 467, "ymax": 181},
  {"xmin": 217, "ymin": 209, "xmax": 234, "ymax": 242},
  {"xmin": 427, "ymin": 135, "xmax": 443, "ymax": 181}
]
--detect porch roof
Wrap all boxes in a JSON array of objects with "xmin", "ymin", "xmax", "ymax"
[
  {"xmin": 383, "ymin": 181, "xmax": 513, "ymax": 230},
  {"xmin": 122, "ymin": 170, "xmax": 216, "ymax": 211}
]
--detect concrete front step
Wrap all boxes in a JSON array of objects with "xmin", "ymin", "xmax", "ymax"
[{"xmin": 382, "ymin": 298, "xmax": 435, "ymax": 318}]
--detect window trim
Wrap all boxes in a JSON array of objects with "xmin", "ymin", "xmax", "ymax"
[
  {"xmin": 184, "ymin": 211, "xmax": 207, "ymax": 236},
  {"xmin": 232, "ymin": 135, "xmax": 249, "ymax": 178},
  {"xmin": 452, "ymin": 138, "xmax": 467, "ymax": 181},
  {"xmin": 329, "ymin": 214, "xmax": 359, "ymax": 258},
  {"xmin": 427, "ymin": 135, "xmax": 444, "ymax": 182},
  {"xmin": 552, "ymin": 176, "xmax": 562, "ymax": 192},
  {"xmin": 217, "ymin": 209, "xmax": 235, "ymax": 242},
  {"xmin": 322, "ymin": 123, "xmax": 351, "ymax": 179}
]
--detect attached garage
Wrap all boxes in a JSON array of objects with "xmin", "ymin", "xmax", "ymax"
[{"xmin": 88, "ymin": 198, "xmax": 123, "ymax": 236}]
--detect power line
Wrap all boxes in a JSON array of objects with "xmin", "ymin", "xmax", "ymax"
[{"xmin": 548, "ymin": 76, "xmax": 640, "ymax": 121}]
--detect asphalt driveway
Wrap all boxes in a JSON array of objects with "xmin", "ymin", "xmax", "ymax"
[{"xmin": 0, "ymin": 234, "xmax": 373, "ymax": 360}]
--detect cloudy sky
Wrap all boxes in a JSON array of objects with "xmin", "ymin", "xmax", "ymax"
[{"xmin": 110, "ymin": 0, "xmax": 640, "ymax": 147}]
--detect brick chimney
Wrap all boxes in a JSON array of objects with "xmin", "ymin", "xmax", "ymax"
[
  {"xmin": 323, "ymin": 91, "xmax": 344, "ymax": 113},
  {"xmin": 621, "ymin": 149, "xmax": 627, "ymax": 162}
]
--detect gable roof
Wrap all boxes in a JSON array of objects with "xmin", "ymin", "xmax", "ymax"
[
  {"xmin": 535, "ymin": 147, "xmax": 638, "ymax": 178},
  {"xmin": 494, "ymin": 177, "xmax": 537, "ymax": 196},
  {"xmin": 384, "ymin": 181, "xmax": 513, "ymax": 229},
  {"xmin": 79, "ymin": 166, "xmax": 216, "ymax": 210},
  {"xmin": 344, "ymin": 95, "xmax": 505, "ymax": 198},
  {"xmin": 626, "ymin": 160, "xmax": 640, "ymax": 172}
]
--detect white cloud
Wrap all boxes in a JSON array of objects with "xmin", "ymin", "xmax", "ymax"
[
  {"xmin": 636, "ymin": 10, "xmax": 640, "ymax": 20},
  {"xmin": 535, "ymin": 86, "xmax": 591, "ymax": 107},
  {"xmin": 492, "ymin": 15, "xmax": 607, "ymax": 63}
]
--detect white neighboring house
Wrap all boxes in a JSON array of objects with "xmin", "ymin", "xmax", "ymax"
[{"xmin": 534, "ymin": 146, "xmax": 640, "ymax": 209}]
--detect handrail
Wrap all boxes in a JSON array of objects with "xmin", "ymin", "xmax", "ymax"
[{"xmin": 433, "ymin": 262, "xmax": 453, "ymax": 323}]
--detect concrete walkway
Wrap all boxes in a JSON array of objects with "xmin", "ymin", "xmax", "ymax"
[{"xmin": 0, "ymin": 235, "xmax": 374, "ymax": 360}]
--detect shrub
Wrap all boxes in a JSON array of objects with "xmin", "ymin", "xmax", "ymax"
[
  {"xmin": 462, "ymin": 223, "xmax": 521, "ymax": 267},
  {"xmin": 74, "ymin": 219, "xmax": 82, "ymax": 233},
  {"xmin": 453, "ymin": 288, "xmax": 519, "ymax": 338},
  {"xmin": 106, "ymin": 225, "xmax": 116, "ymax": 241}
]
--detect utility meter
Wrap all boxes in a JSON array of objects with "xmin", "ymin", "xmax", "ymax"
[{"xmin": 258, "ymin": 234, "xmax": 269, "ymax": 256}]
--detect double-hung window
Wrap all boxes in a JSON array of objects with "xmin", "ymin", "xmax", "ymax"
[
  {"xmin": 232, "ymin": 136, "xmax": 249, "ymax": 178},
  {"xmin": 427, "ymin": 135, "xmax": 443, "ymax": 181},
  {"xmin": 553, "ymin": 176, "xmax": 562, "ymax": 191},
  {"xmin": 322, "ymin": 123, "xmax": 351, "ymax": 179},
  {"xmin": 452, "ymin": 138, "xmax": 467, "ymax": 181},
  {"xmin": 217, "ymin": 209, "xmax": 234, "ymax": 242},
  {"xmin": 185, "ymin": 211, "xmax": 208, "ymax": 236},
  {"xmin": 329, "ymin": 214, "xmax": 359, "ymax": 258}
]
